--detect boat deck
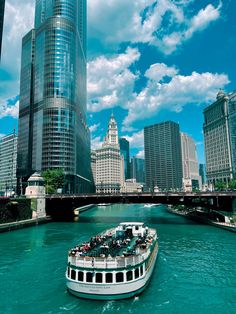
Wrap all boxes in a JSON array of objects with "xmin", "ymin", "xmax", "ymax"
[{"xmin": 69, "ymin": 229, "xmax": 154, "ymax": 259}]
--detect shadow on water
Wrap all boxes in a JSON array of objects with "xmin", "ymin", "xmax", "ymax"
[{"xmin": 77, "ymin": 216, "xmax": 198, "ymax": 225}]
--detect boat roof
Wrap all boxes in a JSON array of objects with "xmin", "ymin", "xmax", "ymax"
[{"xmin": 119, "ymin": 222, "xmax": 144, "ymax": 226}]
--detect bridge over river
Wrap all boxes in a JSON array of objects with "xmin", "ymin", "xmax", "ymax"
[{"xmin": 46, "ymin": 192, "xmax": 236, "ymax": 220}]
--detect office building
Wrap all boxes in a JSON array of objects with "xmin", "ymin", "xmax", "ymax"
[
  {"xmin": 130, "ymin": 157, "xmax": 145, "ymax": 184},
  {"xmin": 203, "ymin": 91, "xmax": 236, "ymax": 185},
  {"xmin": 199, "ymin": 164, "xmax": 206, "ymax": 185},
  {"xmin": 119, "ymin": 138, "xmax": 130, "ymax": 179},
  {"xmin": 91, "ymin": 150, "xmax": 97, "ymax": 185},
  {"xmin": 180, "ymin": 132, "xmax": 202, "ymax": 191},
  {"xmin": 144, "ymin": 121, "xmax": 183, "ymax": 191},
  {"xmin": 95, "ymin": 114, "xmax": 124, "ymax": 193},
  {"xmin": 0, "ymin": 133, "xmax": 18, "ymax": 196},
  {"xmin": 17, "ymin": 0, "xmax": 91, "ymax": 193},
  {"xmin": 0, "ymin": 0, "xmax": 5, "ymax": 60}
]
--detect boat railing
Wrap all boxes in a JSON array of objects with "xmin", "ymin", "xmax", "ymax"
[{"xmin": 69, "ymin": 248, "xmax": 151, "ymax": 269}]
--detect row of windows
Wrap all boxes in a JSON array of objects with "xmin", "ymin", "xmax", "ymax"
[{"xmin": 68, "ymin": 265, "xmax": 144, "ymax": 284}]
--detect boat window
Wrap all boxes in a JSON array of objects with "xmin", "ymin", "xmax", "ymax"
[
  {"xmin": 126, "ymin": 270, "xmax": 133, "ymax": 281},
  {"xmin": 67, "ymin": 267, "xmax": 70, "ymax": 278},
  {"xmin": 71, "ymin": 269, "xmax": 76, "ymax": 280},
  {"xmin": 96, "ymin": 273, "xmax": 103, "ymax": 283},
  {"xmin": 135, "ymin": 226, "xmax": 139, "ymax": 231},
  {"xmin": 78, "ymin": 271, "xmax": 84, "ymax": 282},
  {"xmin": 86, "ymin": 272, "xmax": 93, "ymax": 283},
  {"xmin": 106, "ymin": 273, "xmax": 113, "ymax": 283},
  {"xmin": 140, "ymin": 265, "xmax": 143, "ymax": 276},
  {"xmin": 135, "ymin": 268, "xmax": 139, "ymax": 279},
  {"xmin": 116, "ymin": 272, "xmax": 124, "ymax": 283}
]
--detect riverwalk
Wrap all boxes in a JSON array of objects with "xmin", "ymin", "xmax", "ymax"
[
  {"xmin": 0, "ymin": 216, "xmax": 51, "ymax": 233},
  {"xmin": 167, "ymin": 207, "xmax": 236, "ymax": 233}
]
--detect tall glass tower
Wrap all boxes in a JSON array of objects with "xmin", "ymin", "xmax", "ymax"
[
  {"xmin": 17, "ymin": 0, "xmax": 92, "ymax": 193},
  {"xmin": 0, "ymin": 0, "xmax": 5, "ymax": 60}
]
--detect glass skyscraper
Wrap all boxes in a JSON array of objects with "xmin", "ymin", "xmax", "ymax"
[
  {"xmin": 17, "ymin": 0, "xmax": 92, "ymax": 193},
  {"xmin": 0, "ymin": 0, "xmax": 5, "ymax": 60},
  {"xmin": 119, "ymin": 138, "xmax": 130, "ymax": 179}
]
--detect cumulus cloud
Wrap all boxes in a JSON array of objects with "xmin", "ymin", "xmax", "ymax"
[
  {"xmin": 91, "ymin": 136, "xmax": 103, "ymax": 150},
  {"xmin": 136, "ymin": 150, "xmax": 145, "ymax": 159},
  {"xmin": 89, "ymin": 123, "xmax": 100, "ymax": 133},
  {"xmin": 0, "ymin": 98, "xmax": 19, "ymax": 119},
  {"xmin": 1, "ymin": 0, "xmax": 34, "ymax": 76},
  {"xmin": 123, "ymin": 130, "xmax": 144, "ymax": 149},
  {"xmin": 88, "ymin": 47, "xmax": 140, "ymax": 112},
  {"xmin": 88, "ymin": 0, "xmax": 222, "ymax": 54},
  {"xmin": 87, "ymin": 52, "xmax": 229, "ymax": 128},
  {"xmin": 124, "ymin": 68, "xmax": 229, "ymax": 125}
]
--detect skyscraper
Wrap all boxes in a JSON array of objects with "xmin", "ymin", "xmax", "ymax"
[
  {"xmin": 0, "ymin": 0, "xmax": 5, "ymax": 60},
  {"xmin": 130, "ymin": 157, "xmax": 145, "ymax": 184},
  {"xmin": 144, "ymin": 121, "xmax": 183, "ymax": 191},
  {"xmin": 180, "ymin": 132, "xmax": 202, "ymax": 191},
  {"xmin": 199, "ymin": 164, "xmax": 206, "ymax": 185},
  {"xmin": 203, "ymin": 91, "xmax": 236, "ymax": 186},
  {"xmin": 119, "ymin": 138, "xmax": 130, "ymax": 179},
  {"xmin": 0, "ymin": 133, "xmax": 18, "ymax": 196},
  {"xmin": 17, "ymin": 0, "xmax": 91, "ymax": 193},
  {"xmin": 95, "ymin": 114, "xmax": 124, "ymax": 194}
]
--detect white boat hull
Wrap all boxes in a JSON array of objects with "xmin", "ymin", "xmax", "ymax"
[{"xmin": 66, "ymin": 247, "xmax": 158, "ymax": 300}]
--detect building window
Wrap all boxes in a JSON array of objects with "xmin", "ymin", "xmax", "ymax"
[
  {"xmin": 106, "ymin": 273, "xmax": 113, "ymax": 283},
  {"xmin": 96, "ymin": 273, "xmax": 103, "ymax": 283},
  {"xmin": 126, "ymin": 270, "xmax": 133, "ymax": 281},
  {"xmin": 116, "ymin": 272, "xmax": 124, "ymax": 283},
  {"xmin": 86, "ymin": 272, "xmax": 93, "ymax": 283},
  {"xmin": 78, "ymin": 271, "xmax": 84, "ymax": 282}
]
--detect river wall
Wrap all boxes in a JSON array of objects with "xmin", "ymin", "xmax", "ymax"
[{"xmin": 0, "ymin": 198, "xmax": 32, "ymax": 224}]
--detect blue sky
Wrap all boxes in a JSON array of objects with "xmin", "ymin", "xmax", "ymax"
[{"xmin": 0, "ymin": 0, "xmax": 235, "ymax": 163}]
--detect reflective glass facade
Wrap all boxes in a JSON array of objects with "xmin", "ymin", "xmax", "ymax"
[
  {"xmin": 0, "ymin": 0, "xmax": 5, "ymax": 60},
  {"xmin": 119, "ymin": 138, "xmax": 130, "ymax": 179},
  {"xmin": 17, "ymin": 0, "xmax": 91, "ymax": 193}
]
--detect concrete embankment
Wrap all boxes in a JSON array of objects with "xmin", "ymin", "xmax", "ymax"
[
  {"xmin": 0, "ymin": 216, "xmax": 52, "ymax": 233},
  {"xmin": 167, "ymin": 207, "xmax": 236, "ymax": 233}
]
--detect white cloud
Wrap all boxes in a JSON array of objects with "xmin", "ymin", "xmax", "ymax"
[
  {"xmin": 88, "ymin": 47, "xmax": 140, "ymax": 112},
  {"xmin": 89, "ymin": 123, "xmax": 100, "ymax": 133},
  {"xmin": 1, "ymin": 0, "xmax": 34, "ymax": 77},
  {"xmin": 124, "ymin": 68, "xmax": 229, "ymax": 126},
  {"xmin": 88, "ymin": 0, "xmax": 222, "ymax": 55},
  {"xmin": 136, "ymin": 150, "xmax": 145, "ymax": 159},
  {"xmin": 123, "ymin": 130, "xmax": 144, "ymax": 149},
  {"xmin": 185, "ymin": 3, "xmax": 222, "ymax": 40},
  {"xmin": 145, "ymin": 63, "xmax": 178, "ymax": 82},
  {"xmin": 91, "ymin": 136, "xmax": 103, "ymax": 150},
  {"xmin": 0, "ymin": 99, "xmax": 19, "ymax": 119}
]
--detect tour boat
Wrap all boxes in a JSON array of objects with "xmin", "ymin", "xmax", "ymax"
[{"xmin": 66, "ymin": 222, "xmax": 158, "ymax": 300}]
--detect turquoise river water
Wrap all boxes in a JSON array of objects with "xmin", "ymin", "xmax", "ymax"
[{"xmin": 0, "ymin": 204, "xmax": 236, "ymax": 314}]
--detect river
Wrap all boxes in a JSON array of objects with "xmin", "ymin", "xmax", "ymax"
[{"xmin": 0, "ymin": 204, "xmax": 235, "ymax": 314}]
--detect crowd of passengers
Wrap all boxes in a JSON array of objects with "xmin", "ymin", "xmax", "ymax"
[{"xmin": 69, "ymin": 232, "xmax": 154, "ymax": 258}]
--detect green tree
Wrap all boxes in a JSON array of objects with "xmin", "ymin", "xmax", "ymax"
[
  {"xmin": 214, "ymin": 181, "xmax": 227, "ymax": 191},
  {"xmin": 42, "ymin": 169, "xmax": 65, "ymax": 194},
  {"xmin": 228, "ymin": 180, "xmax": 236, "ymax": 190}
]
